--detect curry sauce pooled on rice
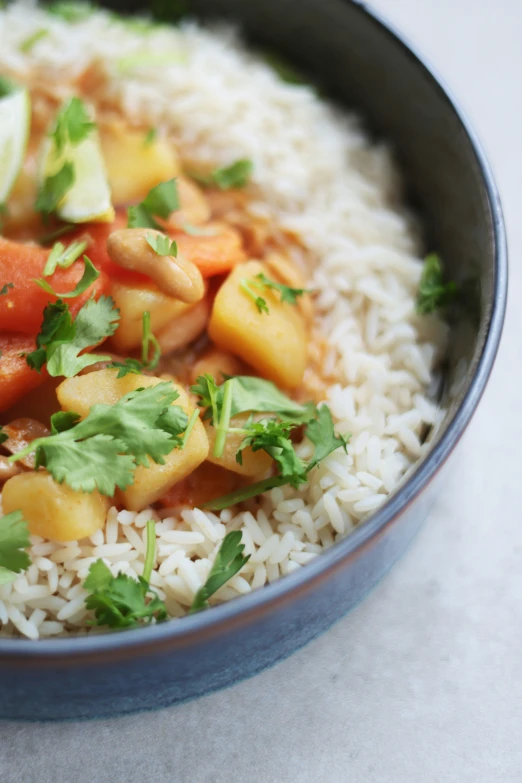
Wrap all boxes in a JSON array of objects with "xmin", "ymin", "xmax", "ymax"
[{"xmin": 0, "ymin": 1, "xmax": 451, "ymax": 639}]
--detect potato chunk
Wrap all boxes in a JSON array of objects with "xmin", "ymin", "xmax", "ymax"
[
  {"xmin": 57, "ymin": 369, "xmax": 209, "ymax": 511},
  {"xmin": 208, "ymin": 260, "xmax": 307, "ymax": 388},
  {"xmin": 109, "ymin": 280, "xmax": 192, "ymax": 352},
  {"xmin": 2, "ymin": 472, "xmax": 109, "ymax": 542},
  {"xmin": 204, "ymin": 414, "xmax": 273, "ymax": 477},
  {"xmin": 100, "ymin": 120, "xmax": 180, "ymax": 205}
]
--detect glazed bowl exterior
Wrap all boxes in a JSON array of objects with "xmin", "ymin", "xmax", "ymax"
[{"xmin": 0, "ymin": 0, "xmax": 507, "ymax": 720}]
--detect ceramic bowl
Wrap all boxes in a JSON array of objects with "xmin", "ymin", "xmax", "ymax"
[{"xmin": 0, "ymin": 0, "xmax": 507, "ymax": 720}]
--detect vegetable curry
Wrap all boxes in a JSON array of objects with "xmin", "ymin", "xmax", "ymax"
[{"xmin": 0, "ymin": 81, "xmax": 349, "ymax": 560}]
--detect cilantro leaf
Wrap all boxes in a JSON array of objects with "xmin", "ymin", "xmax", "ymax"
[
  {"xmin": 143, "ymin": 128, "xmax": 157, "ymax": 147},
  {"xmin": 45, "ymin": 295, "xmax": 120, "ymax": 377},
  {"xmin": 35, "ymin": 162, "xmax": 75, "ymax": 218},
  {"xmin": 107, "ymin": 310, "xmax": 160, "ymax": 378},
  {"xmin": 43, "ymin": 239, "xmax": 88, "ymax": 277},
  {"xmin": 84, "ymin": 519, "xmax": 167, "ymax": 628},
  {"xmin": 0, "ymin": 283, "xmax": 13, "ymax": 295},
  {"xmin": 146, "ymin": 232, "xmax": 178, "ymax": 257},
  {"xmin": 26, "ymin": 299, "xmax": 75, "ymax": 372},
  {"xmin": 251, "ymin": 272, "xmax": 311, "ymax": 306},
  {"xmin": 47, "ymin": 1, "xmax": 96, "ymax": 22},
  {"xmin": 306, "ymin": 404, "xmax": 350, "ymax": 470},
  {"xmin": 189, "ymin": 531, "xmax": 250, "ymax": 613},
  {"xmin": 191, "ymin": 159, "xmax": 253, "ymax": 190},
  {"xmin": 191, "ymin": 374, "xmax": 315, "ymax": 424},
  {"xmin": 10, "ymin": 382, "xmax": 189, "ymax": 495},
  {"xmin": 0, "ymin": 510, "xmax": 31, "ymax": 574},
  {"xmin": 19, "ymin": 28, "xmax": 49, "ymax": 53},
  {"xmin": 417, "ymin": 253, "xmax": 457, "ymax": 314},
  {"xmin": 237, "ymin": 417, "xmax": 306, "ymax": 483},
  {"xmin": 240, "ymin": 278, "xmax": 269, "ymax": 314},
  {"xmin": 127, "ymin": 179, "xmax": 179, "ymax": 229},
  {"xmin": 34, "ymin": 255, "xmax": 99, "ymax": 299},
  {"xmin": 0, "ymin": 76, "xmax": 15, "ymax": 98},
  {"xmin": 52, "ymin": 97, "xmax": 95, "ymax": 151}
]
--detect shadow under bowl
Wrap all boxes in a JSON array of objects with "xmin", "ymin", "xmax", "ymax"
[{"xmin": 0, "ymin": 0, "xmax": 507, "ymax": 721}]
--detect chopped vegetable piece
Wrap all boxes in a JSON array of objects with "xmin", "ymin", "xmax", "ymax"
[
  {"xmin": 34, "ymin": 255, "xmax": 99, "ymax": 299},
  {"xmin": 27, "ymin": 295, "xmax": 119, "ymax": 377},
  {"xmin": 84, "ymin": 520, "xmax": 167, "ymax": 628},
  {"xmin": 146, "ymin": 232, "xmax": 178, "ymax": 257},
  {"xmin": 0, "ymin": 238, "xmax": 109, "ymax": 335},
  {"xmin": 19, "ymin": 28, "xmax": 49, "ymax": 53},
  {"xmin": 172, "ymin": 223, "xmax": 246, "ymax": 277},
  {"xmin": 127, "ymin": 179, "xmax": 179, "ymax": 229},
  {"xmin": 189, "ymin": 531, "xmax": 250, "ymax": 612},
  {"xmin": 0, "ymin": 509, "xmax": 31, "ymax": 575},
  {"xmin": 0, "ymin": 87, "xmax": 31, "ymax": 206},
  {"xmin": 10, "ymin": 381, "xmax": 190, "ymax": 496},
  {"xmin": 2, "ymin": 471, "xmax": 109, "ymax": 542},
  {"xmin": 43, "ymin": 239, "xmax": 88, "ymax": 277},
  {"xmin": 417, "ymin": 253, "xmax": 457, "ymax": 314},
  {"xmin": 0, "ymin": 333, "xmax": 47, "ymax": 412}
]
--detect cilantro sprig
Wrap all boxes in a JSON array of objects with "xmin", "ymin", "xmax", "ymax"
[
  {"xmin": 109, "ymin": 310, "xmax": 161, "ymax": 378},
  {"xmin": 9, "ymin": 382, "xmax": 189, "ymax": 496},
  {"xmin": 146, "ymin": 232, "xmax": 178, "ymax": 257},
  {"xmin": 127, "ymin": 179, "xmax": 179, "ymax": 229},
  {"xmin": 241, "ymin": 272, "xmax": 311, "ymax": 314},
  {"xmin": 84, "ymin": 519, "xmax": 167, "ymax": 629},
  {"xmin": 34, "ymin": 255, "xmax": 99, "ymax": 299},
  {"xmin": 190, "ymin": 531, "xmax": 250, "ymax": 613},
  {"xmin": 0, "ymin": 510, "xmax": 31, "ymax": 584},
  {"xmin": 192, "ymin": 159, "xmax": 253, "ymax": 190},
  {"xmin": 35, "ymin": 162, "xmax": 75, "ymax": 219},
  {"xmin": 191, "ymin": 375, "xmax": 349, "ymax": 510},
  {"xmin": 26, "ymin": 295, "xmax": 119, "ymax": 377},
  {"xmin": 0, "ymin": 283, "xmax": 14, "ymax": 296},
  {"xmin": 417, "ymin": 253, "xmax": 457, "ymax": 314},
  {"xmin": 43, "ymin": 239, "xmax": 88, "ymax": 277}
]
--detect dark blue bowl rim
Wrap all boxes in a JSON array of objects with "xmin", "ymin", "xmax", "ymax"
[{"xmin": 0, "ymin": 0, "xmax": 507, "ymax": 661}]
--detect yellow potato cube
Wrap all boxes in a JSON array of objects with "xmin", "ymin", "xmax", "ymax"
[
  {"xmin": 109, "ymin": 280, "xmax": 192, "ymax": 352},
  {"xmin": 100, "ymin": 120, "xmax": 180, "ymax": 205},
  {"xmin": 208, "ymin": 260, "xmax": 307, "ymax": 388},
  {"xmin": 2, "ymin": 471, "xmax": 109, "ymax": 543},
  {"xmin": 57, "ymin": 369, "xmax": 209, "ymax": 511},
  {"xmin": 204, "ymin": 414, "xmax": 273, "ymax": 477}
]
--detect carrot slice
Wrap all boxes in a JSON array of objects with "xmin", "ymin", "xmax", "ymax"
[
  {"xmin": 0, "ymin": 333, "xmax": 47, "ymax": 412},
  {"xmin": 0, "ymin": 238, "xmax": 110, "ymax": 335},
  {"xmin": 170, "ymin": 223, "xmax": 246, "ymax": 277}
]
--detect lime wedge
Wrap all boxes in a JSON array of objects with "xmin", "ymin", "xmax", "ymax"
[
  {"xmin": 0, "ymin": 89, "xmax": 31, "ymax": 205},
  {"xmin": 39, "ymin": 124, "xmax": 114, "ymax": 224}
]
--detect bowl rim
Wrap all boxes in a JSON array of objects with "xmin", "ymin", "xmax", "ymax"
[{"xmin": 0, "ymin": 0, "xmax": 507, "ymax": 661}]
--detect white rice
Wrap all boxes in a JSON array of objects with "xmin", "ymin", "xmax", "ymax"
[{"xmin": 0, "ymin": 2, "xmax": 448, "ymax": 639}]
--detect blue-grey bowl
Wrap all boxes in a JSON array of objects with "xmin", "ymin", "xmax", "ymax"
[{"xmin": 0, "ymin": 0, "xmax": 507, "ymax": 720}]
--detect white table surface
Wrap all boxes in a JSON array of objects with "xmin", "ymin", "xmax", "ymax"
[{"xmin": 1, "ymin": 1, "xmax": 520, "ymax": 780}]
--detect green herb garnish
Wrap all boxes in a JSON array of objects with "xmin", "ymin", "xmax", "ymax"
[
  {"xmin": 143, "ymin": 127, "xmax": 157, "ymax": 147},
  {"xmin": 35, "ymin": 162, "xmax": 75, "ymax": 219},
  {"xmin": 0, "ymin": 283, "xmax": 13, "ymax": 296},
  {"xmin": 192, "ymin": 159, "xmax": 253, "ymax": 191},
  {"xmin": 51, "ymin": 96, "xmax": 95, "ymax": 155},
  {"xmin": 240, "ymin": 279, "xmax": 270, "ymax": 315},
  {"xmin": 417, "ymin": 253, "xmax": 457, "ymax": 314},
  {"xmin": 146, "ymin": 232, "xmax": 178, "ymax": 257},
  {"xmin": 84, "ymin": 519, "xmax": 168, "ymax": 629},
  {"xmin": 43, "ymin": 239, "xmax": 88, "ymax": 277},
  {"xmin": 109, "ymin": 310, "xmax": 161, "ymax": 378},
  {"xmin": 19, "ymin": 28, "xmax": 49, "ymax": 53},
  {"xmin": 0, "ymin": 510, "xmax": 31, "ymax": 582},
  {"xmin": 27, "ymin": 295, "xmax": 119, "ymax": 377},
  {"xmin": 189, "ymin": 531, "xmax": 250, "ymax": 613},
  {"xmin": 34, "ymin": 255, "xmax": 99, "ymax": 299},
  {"xmin": 127, "ymin": 179, "xmax": 179, "ymax": 229},
  {"xmin": 47, "ymin": 2, "xmax": 96, "ymax": 22},
  {"xmin": 9, "ymin": 382, "xmax": 189, "ymax": 496}
]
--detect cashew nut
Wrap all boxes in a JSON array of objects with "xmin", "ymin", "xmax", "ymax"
[{"xmin": 107, "ymin": 228, "xmax": 205, "ymax": 304}]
